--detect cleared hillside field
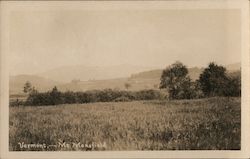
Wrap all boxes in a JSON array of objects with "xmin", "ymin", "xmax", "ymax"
[{"xmin": 9, "ymin": 97, "xmax": 240, "ymax": 151}]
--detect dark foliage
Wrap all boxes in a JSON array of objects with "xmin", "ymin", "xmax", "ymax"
[
  {"xmin": 12, "ymin": 62, "xmax": 240, "ymax": 107},
  {"xmin": 23, "ymin": 88, "xmax": 163, "ymax": 106},
  {"xmin": 159, "ymin": 62, "xmax": 241, "ymax": 100},
  {"xmin": 159, "ymin": 61, "xmax": 198, "ymax": 99},
  {"xmin": 223, "ymin": 74, "xmax": 241, "ymax": 97},
  {"xmin": 198, "ymin": 62, "xmax": 241, "ymax": 97},
  {"xmin": 23, "ymin": 81, "xmax": 32, "ymax": 94},
  {"xmin": 9, "ymin": 99, "xmax": 25, "ymax": 107}
]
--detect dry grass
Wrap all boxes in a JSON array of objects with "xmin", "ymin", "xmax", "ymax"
[{"xmin": 9, "ymin": 97, "xmax": 240, "ymax": 151}]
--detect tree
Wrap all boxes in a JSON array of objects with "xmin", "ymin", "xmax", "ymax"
[
  {"xmin": 198, "ymin": 62, "xmax": 228, "ymax": 97},
  {"xmin": 50, "ymin": 86, "xmax": 62, "ymax": 105},
  {"xmin": 159, "ymin": 61, "xmax": 192, "ymax": 99},
  {"xmin": 23, "ymin": 81, "xmax": 33, "ymax": 94},
  {"xmin": 223, "ymin": 72, "xmax": 241, "ymax": 97},
  {"xmin": 124, "ymin": 83, "xmax": 131, "ymax": 90},
  {"xmin": 25, "ymin": 86, "xmax": 39, "ymax": 106}
]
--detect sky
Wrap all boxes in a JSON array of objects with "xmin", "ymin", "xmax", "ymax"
[{"xmin": 9, "ymin": 9, "xmax": 241, "ymax": 75}]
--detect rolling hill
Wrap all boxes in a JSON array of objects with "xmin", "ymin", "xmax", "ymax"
[
  {"xmin": 130, "ymin": 63, "xmax": 240, "ymax": 81},
  {"xmin": 9, "ymin": 75, "xmax": 62, "ymax": 94},
  {"xmin": 10, "ymin": 63, "xmax": 241, "ymax": 95},
  {"xmin": 37, "ymin": 64, "xmax": 153, "ymax": 83},
  {"xmin": 130, "ymin": 67, "xmax": 203, "ymax": 81}
]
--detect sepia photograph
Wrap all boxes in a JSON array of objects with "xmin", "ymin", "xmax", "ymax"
[{"xmin": 0, "ymin": 0, "xmax": 250, "ymax": 158}]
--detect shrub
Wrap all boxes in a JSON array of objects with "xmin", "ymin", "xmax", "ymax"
[
  {"xmin": 223, "ymin": 75, "xmax": 241, "ymax": 97},
  {"xmin": 135, "ymin": 89, "xmax": 162, "ymax": 100},
  {"xmin": 113, "ymin": 96, "xmax": 131, "ymax": 102},
  {"xmin": 63, "ymin": 91, "xmax": 77, "ymax": 104},
  {"xmin": 9, "ymin": 99, "xmax": 25, "ymax": 107},
  {"xmin": 23, "ymin": 87, "xmax": 164, "ymax": 106}
]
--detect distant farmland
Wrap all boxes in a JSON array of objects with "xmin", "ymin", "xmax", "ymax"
[
  {"xmin": 9, "ymin": 97, "xmax": 240, "ymax": 151},
  {"xmin": 9, "ymin": 65, "xmax": 240, "ymax": 95}
]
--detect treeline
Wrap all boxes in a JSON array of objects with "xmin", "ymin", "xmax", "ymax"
[
  {"xmin": 11, "ymin": 88, "xmax": 166, "ymax": 106},
  {"xmin": 160, "ymin": 62, "xmax": 241, "ymax": 99},
  {"xmin": 10, "ymin": 61, "xmax": 241, "ymax": 106}
]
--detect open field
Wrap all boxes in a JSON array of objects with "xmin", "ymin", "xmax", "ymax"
[{"xmin": 9, "ymin": 97, "xmax": 240, "ymax": 151}]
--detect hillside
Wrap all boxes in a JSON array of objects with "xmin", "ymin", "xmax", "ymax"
[
  {"xmin": 57, "ymin": 78, "xmax": 129, "ymax": 92},
  {"xmin": 45, "ymin": 66, "xmax": 204, "ymax": 92},
  {"xmin": 130, "ymin": 63, "xmax": 240, "ymax": 81},
  {"xmin": 37, "ymin": 64, "xmax": 153, "ymax": 83},
  {"xmin": 10, "ymin": 63, "xmax": 241, "ymax": 95},
  {"xmin": 130, "ymin": 67, "xmax": 204, "ymax": 81},
  {"xmin": 9, "ymin": 75, "xmax": 62, "ymax": 94}
]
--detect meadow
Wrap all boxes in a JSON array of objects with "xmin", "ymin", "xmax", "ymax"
[{"xmin": 9, "ymin": 97, "xmax": 240, "ymax": 151}]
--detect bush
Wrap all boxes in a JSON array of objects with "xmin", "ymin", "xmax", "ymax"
[
  {"xmin": 113, "ymin": 96, "xmax": 131, "ymax": 102},
  {"xmin": 63, "ymin": 91, "xmax": 77, "ymax": 104},
  {"xmin": 135, "ymin": 90, "xmax": 162, "ymax": 100},
  {"xmin": 9, "ymin": 99, "xmax": 25, "ymax": 107},
  {"xmin": 223, "ymin": 75, "xmax": 241, "ymax": 97},
  {"xmin": 23, "ymin": 87, "xmax": 165, "ymax": 106}
]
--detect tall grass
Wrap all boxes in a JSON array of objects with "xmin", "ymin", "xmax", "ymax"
[{"xmin": 9, "ymin": 97, "xmax": 240, "ymax": 151}]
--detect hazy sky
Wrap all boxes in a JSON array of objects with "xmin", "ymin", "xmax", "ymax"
[{"xmin": 9, "ymin": 9, "xmax": 241, "ymax": 75}]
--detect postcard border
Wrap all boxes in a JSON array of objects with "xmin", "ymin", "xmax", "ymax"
[{"xmin": 1, "ymin": 0, "xmax": 249, "ymax": 158}]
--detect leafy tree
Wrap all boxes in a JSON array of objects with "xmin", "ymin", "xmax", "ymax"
[
  {"xmin": 198, "ymin": 62, "xmax": 228, "ymax": 97},
  {"xmin": 25, "ymin": 87, "xmax": 39, "ymax": 106},
  {"xmin": 159, "ymin": 61, "xmax": 192, "ymax": 99},
  {"xmin": 223, "ymin": 74, "xmax": 241, "ymax": 97},
  {"xmin": 23, "ymin": 81, "xmax": 33, "ymax": 94},
  {"xmin": 190, "ymin": 80, "xmax": 204, "ymax": 98},
  {"xmin": 49, "ymin": 86, "xmax": 62, "ymax": 105}
]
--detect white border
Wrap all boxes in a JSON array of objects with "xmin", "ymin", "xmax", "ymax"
[{"xmin": 0, "ymin": 0, "xmax": 249, "ymax": 158}]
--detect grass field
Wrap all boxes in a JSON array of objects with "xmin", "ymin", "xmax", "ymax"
[{"xmin": 9, "ymin": 97, "xmax": 240, "ymax": 151}]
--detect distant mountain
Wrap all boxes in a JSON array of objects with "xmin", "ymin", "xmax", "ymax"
[
  {"xmin": 10, "ymin": 63, "xmax": 240, "ymax": 95},
  {"xmin": 10, "ymin": 75, "xmax": 62, "ymax": 94},
  {"xmin": 130, "ymin": 63, "xmax": 241, "ymax": 81},
  {"xmin": 130, "ymin": 67, "xmax": 204, "ymax": 81},
  {"xmin": 37, "ymin": 64, "xmax": 153, "ymax": 83},
  {"xmin": 57, "ymin": 78, "xmax": 129, "ymax": 92},
  {"xmin": 55, "ymin": 66, "xmax": 210, "ymax": 92},
  {"xmin": 130, "ymin": 69, "xmax": 162, "ymax": 79}
]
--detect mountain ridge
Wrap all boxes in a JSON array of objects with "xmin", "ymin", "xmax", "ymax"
[
  {"xmin": 10, "ymin": 63, "xmax": 241, "ymax": 94},
  {"xmin": 36, "ymin": 64, "xmax": 155, "ymax": 83},
  {"xmin": 9, "ymin": 74, "xmax": 63, "ymax": 94}
]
